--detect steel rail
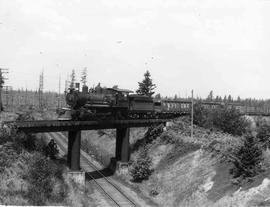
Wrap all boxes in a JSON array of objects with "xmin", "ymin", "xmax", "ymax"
[
  {"xmin": 48, "ymin": 132, "xmax": 121, "ymax": 206},
  {"xmin": 48, "ymin": 132, "xmax": 137, "ymax": 207}
]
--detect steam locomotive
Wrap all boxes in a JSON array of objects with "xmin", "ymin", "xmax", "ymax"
[{"xmin": 59, "ymin": 84, "xmax": 190, "ymax": 120}]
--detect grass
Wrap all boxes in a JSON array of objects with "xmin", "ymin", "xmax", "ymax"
[{"xmin": 0, "ymin": 111, "xmax": 95, "ymax": 206}]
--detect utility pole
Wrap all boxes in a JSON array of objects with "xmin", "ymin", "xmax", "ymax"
[
  {"xmin": 0, "ymin": 68, "xmax": 9, "ymax": 111},
  {"xmin": 3, "ymin": 86, "xmax": 12, "ymax": 108},
  {"xmin": 191, "ymin": 89, "xmax": 194, "ymax": 138},
  {"xmin": 25, "ymin": 88, "xmax": 28, "ymax": 105},
  {"xmin": 58, "ymin": 75, "xmax": 61, "ymax": 109},
  {"xmin": 38, "ymin": 71, "xmax": 44, "ymax": 110}
]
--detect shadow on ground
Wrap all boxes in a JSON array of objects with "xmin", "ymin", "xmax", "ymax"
[{"xmin": 85, "ymin": 167, "xmax": 114, "ymax": 180}]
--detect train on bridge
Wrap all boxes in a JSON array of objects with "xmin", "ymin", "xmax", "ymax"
[{"xmin": 58, "ymin": 84, "xmax": 270, "ymax": 120}]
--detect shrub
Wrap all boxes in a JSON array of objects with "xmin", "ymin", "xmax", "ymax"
[
  {"xmin": 159, "ymin": 131, "xmax": 178, "ymax": 144},
  {"xmin": 130, "ymin": 148, "xmax": 152, "ymax": 182},
  {"xmin": 0, "ymin": 143, "xmax": 18, "ymax": 172},
  {"xmin": 213, "ymin": 107, "xmax": 248, "ymax": 136},
  {"xmin": 26, "ymin": 153, "xmax": 65, "ymax": 205},
  {"xmin": 144, "ymin": 124, "xmax": 164, "ymax": 143},
  {"xmin": 16, "ymin": 112, "xmax": 35, "ymax": 121},
  {"xmin": 44, "ymin": 139, "xmax": 59, "ymax": 160},
  {"xmin": 193, "ymin": 103, "xmax": 248, "ymax": 136},
  {"xmin": 132, "ymin": 124, "xmax": 164, "ymax": 151},
  {"xmin": 230, "ymin": 134, "xmax": 263, "ymax": 181},
  {"xmin": 257, "ymin": 124, "xmax": 270, "ymax": 149},
  {"xmin": 193, "ymin": 102, "xmax": 208, "ymax": 127}
]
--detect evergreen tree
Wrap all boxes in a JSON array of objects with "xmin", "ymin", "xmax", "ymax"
[
  {"xmin": 228, "ymin": 95, "xmax": 233, "ymax": 102},
  {"xmin": 0, "ymin": 71, "xmax": 4, "ymax": 88},
  {"xmin": 231, "ymin": 134, "xmax": 263, "ymax": 179},
  {"xmin": 223, "ymin": 95, "xmax": 227, "ymax": 103},
  {"xmin": 237, "ymin": 96, "xmax": 241, "ymax": 103},
  {"xmin": 81, "ymin": 67, "xmax": 87, "ymax": 86},
  {"xmin": 130, "ymin": 148, "xmax": 152, "ymax": 182},
  {"xmin": 136, "ymin": 70, "xmax": 156, "ymax": 97},
  {"xmin": 69, "ymin": 69, "xmax": 76, "ymax": 90},
  {"xmin": 256, "ymin": 124, "xmax": 270, "ymax": 149},
  {"xmin": 207, "ymin": 90, "xmax": 213, "ymax": 101}
]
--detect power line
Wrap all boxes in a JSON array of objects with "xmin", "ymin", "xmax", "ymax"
[
  {"xmin": 58, "ymin": 74, "xmax": 61, "ymax": 109},
  {"xmin": 39, "ymin": 70, "xmax": 44, "ymax": 109},
  {"xmin": 191, "ymin": 89, "xmax": 194, "ymax": 139},
  {"xmin": 0, "ymin": 68, "xmax": 9, "ymax": 111}
]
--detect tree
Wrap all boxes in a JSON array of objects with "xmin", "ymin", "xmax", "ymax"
[
  {"xmin": 136, "ymin": 70, "xmax": 156, "ymax": 97},
  {"xmin": 231, "ymin": 134, "xmax": 263, "ymax": 179},
  {"xmin": 256, "ymin": 124, "xmax": 270, "ymax": 149},
  {"xmin": 223, "ymin": 95, "xmax": 227, "ymax": 103},
  {"xmin": 228, "ymin": 95, "xmax": 233, "ymax": 102},
  {"xmin": 69, "ymin": 69, "xmax": 76, "ymax": 90},
  {"xmin": 0, "ymin": 70, "xmax": 4, "ymax": 88},
  {"xmin": 207, "ymin": 90, "xmax": 213, "ymax": 101},
  {"xmin": 130, "ymin": 148, "xmax": 152, "ymax": 182},
  {"xmin": 81, "ymin": 67, "xmax": 87, "ymax": 86},
  {"xmin": 0, "ymin": 70, "xmax": 4, "ymax": 111},
  {"xmin": 237, "ymin": 96, "xmax": 241, "ymax": 103}
]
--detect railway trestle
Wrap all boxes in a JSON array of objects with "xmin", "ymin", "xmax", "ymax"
[{"xmin": 5, "ymin": 119, "xmax": 167, "ymax": 171}]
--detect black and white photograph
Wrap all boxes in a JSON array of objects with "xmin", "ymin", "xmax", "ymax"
[{"xmin": 1, "ymin": 0, "xmax": 270, "ymax": 206}]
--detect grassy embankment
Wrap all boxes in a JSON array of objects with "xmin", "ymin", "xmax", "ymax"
[
  {"xmin": 81, "ymin": 116, "xmax": 270, "ymax": 207},
  {"xmin": 0, "ymin": 112, "xmax": 93, "ymax": 206}
]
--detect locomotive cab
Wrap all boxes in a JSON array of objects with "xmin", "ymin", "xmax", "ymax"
[{"xmin": 106, "ymin": 88, "xmax": 133, "ymax": 108}]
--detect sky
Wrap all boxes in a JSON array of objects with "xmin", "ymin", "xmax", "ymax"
[{"xmin": 0, "ymin": 0, "xmax": 270, "ymax": 99}]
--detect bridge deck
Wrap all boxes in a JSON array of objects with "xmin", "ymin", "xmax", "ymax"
[{"xmin": 5, "ymin": 119, "xmax": 167, "ymax": 133}]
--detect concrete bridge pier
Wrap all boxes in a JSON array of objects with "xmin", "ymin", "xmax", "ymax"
[
  {"xmin": 114, "ymin": 128, "xmax": 130, "ymax": 174},
  {"xmin": 116, "ymin": 128, "xmax": 130, "ymax": 162},
  {"xmin": 67, "ymin": 130, "xmax": 85, "ymax": 186},
  {"xmin": 67, "ymin": 130, "xmax": 81, "ymax": 170}
]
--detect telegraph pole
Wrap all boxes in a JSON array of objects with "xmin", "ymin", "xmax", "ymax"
[
  {"xmin": 58, "ymin": 75, "xmax": 61, "ymax": 109},
  {"xmin": 38, "ymin": 71, "xmax": 44, "ymax": 109},
  {"xmin": 0, "ymin": 68, "xmax": 9, "ymax": 111},
  {"xmin": 191, "ymin": 89, "xmax": 194, "ymax": 138}
]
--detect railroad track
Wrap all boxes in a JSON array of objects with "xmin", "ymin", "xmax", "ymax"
[{"xmin": 46, "ymin": 132, "xmax": 137, "ymax": 207}]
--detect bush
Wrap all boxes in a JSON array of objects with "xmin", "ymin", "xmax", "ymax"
[
  {"xmin": 130, "ymin": 148, "xmax": 152, "ymax": 182},
  {"xmin": 194, "ymin": 103, "xmax": 248, "ymax": 136},
  {"xmin": 257, "ymin": 124, "xmax": 270, "ymax": 149},
  {"xmin": 26, "ymin": 153, "xmax": 66, "ymax": 205},
  {"xmin": 230, "ymin": 134, "xmax": 263, "ymax": 181},
  {"xmin": 132, "ymin": 124, "xmax": 164, "ymax": 151},
  {"xmin": 193, "ymin": 102, "xmax": 208, "ymax": 127},
  {"xmin": 0, "ymin": 143, "xmax": 18, "ymax": 172},
  {"xmin": 16, "ymin": 112, "xmax": 35, "ymax": 121},
  {"xmin": 44, "ymin": 139, "xmax": 59, "ymax": 160}
]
